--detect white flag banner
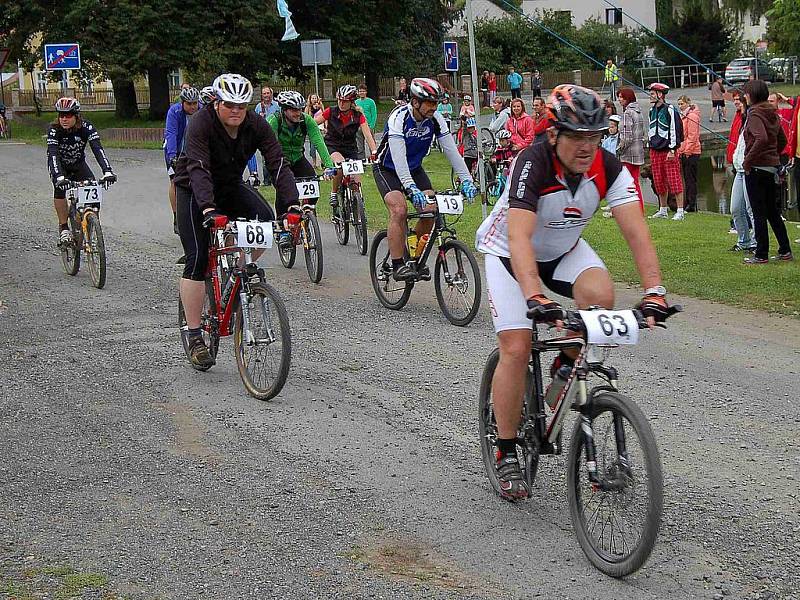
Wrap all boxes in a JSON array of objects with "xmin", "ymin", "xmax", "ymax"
[{"xmin": 277, "ymin": 0, "xmax": 299, "ymax": 41}]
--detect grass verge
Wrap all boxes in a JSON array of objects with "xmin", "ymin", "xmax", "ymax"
[{"xmin": 1, "ymin": 564, "xmax": 119, "ymax": 600}]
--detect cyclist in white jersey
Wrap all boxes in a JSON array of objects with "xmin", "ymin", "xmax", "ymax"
[{"xmin": 475, "ymin": 85, "xmax": 672, "ymax": 501}]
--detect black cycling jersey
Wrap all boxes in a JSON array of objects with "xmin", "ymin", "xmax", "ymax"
[
  {"xmin": 46, "ymin": 119, "xmax": 112, "ymax": 183},
  {"xmin": 173, "ymin": 104, "xmax": 298, "ymax": 214}
]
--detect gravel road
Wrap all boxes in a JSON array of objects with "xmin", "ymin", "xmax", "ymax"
[{"xmin": 1, "ymin": 143, "xmax": 798, "ymax": 600}]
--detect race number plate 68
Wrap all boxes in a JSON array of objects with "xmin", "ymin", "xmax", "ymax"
[
  {"xmin": 579, "ymin": 309, "xmax": 639, "ymax": 345},
  {"xmin": 296, "ymin": 180, "xmax": 320, "ymax": 199},
  {"xmin": 342, "ymin": 160, "xmax": 364, "ymax": 175},
  {"xmin": 77, "ymin": 185, "xmax": 103, "ymax": 205},
  {"xmin": 435, "ymin": 193, "xmax": 464, "ymax": 215},
  {"xmin": 237, "ymin": 221, "xmax": 273, "ymax": 249}
]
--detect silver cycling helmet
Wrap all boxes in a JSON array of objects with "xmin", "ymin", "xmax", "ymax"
[
  {"xmin": 179, "ymin": 87, "xmax": 200, "ymax": 103},
  {"xmin": 199, "ymin": 86, "xmax": 216, "ymax": 104},
  {"xmin": 496, "ymin": 129, "xmax": 512, "ymax": 140},
  {"xmin": 409, "ymin": 78, "xmax": 444, "ymax": 103},
  {"xmin": 276, "ymin": 90, "xmax": 306, "ymax": 110},
  {"xmin": 213, "ymin": 74, "xmax": 254, "ymax": 104},
  {"xmin": 337, "ymin": 85, "xmax": 358, "ymax": 101}
]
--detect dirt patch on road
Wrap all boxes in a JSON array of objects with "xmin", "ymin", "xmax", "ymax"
[{"xmin": 162, "ymin": 402, "xmax": 223, "ymax": 466}]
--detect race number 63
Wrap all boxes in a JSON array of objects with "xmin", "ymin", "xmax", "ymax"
[{"xmin": 579, "ymin": 309, "xmax": 639, "ymax": 345}]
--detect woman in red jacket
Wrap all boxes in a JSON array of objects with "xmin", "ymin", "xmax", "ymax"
[{"xmin": 504, "ymin": 98, "xmax": 535, "ymax": 151}]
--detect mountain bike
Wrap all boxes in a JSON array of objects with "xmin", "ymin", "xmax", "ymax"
[
  {"xmin": 332, "ymin": 159, "xmax": 369, "ymax": 256},
  {"xmin": 369, "ymin": 190, "xmax": 481, "ymax": 327},
  {"xmin": 484, "ymin": 159, "xmax": 511, "ymax": 207},
  {"xmin": 275, "ymin": 177, "xmax": 324, "ymax": 283},
  {"xmin": 60, "ymin": 179, "xmax": 114, "ymax": 289},
  {"xmin": 178, "ymin": 216, "xmax": 291, "ymax": 400},
  {"xmin": 478, "ymin": 305, "xmax": 680, "ymax": 577}
]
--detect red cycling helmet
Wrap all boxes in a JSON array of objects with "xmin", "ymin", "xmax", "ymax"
[
  {"xmin": 409, "ymin": 78, "xmax": 444, "ymax": 103},
  {"xmin": 648, "ymin": 82, "xmax": 670, "ymax": 94}
]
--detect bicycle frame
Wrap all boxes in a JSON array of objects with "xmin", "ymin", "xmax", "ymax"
[{"xmin": 405, "ymin": 209, "xmax": 458, "ymax": 269}]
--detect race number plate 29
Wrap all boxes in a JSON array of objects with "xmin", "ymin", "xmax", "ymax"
[
  {"xmin": 237, "ymin": 221, "xmax": 273, "ymax": 249},
  {"xmin": 579, "ymin": 310, "xmax": 639, "ymax": 345},
  {"xmin": 435, "ymin": 193, "xmax": 464, "ymax": 215},
  {"xmin": 77, "ymin": 185, "xmax": 102, "ymax": 206},
  {"xmin": 296, "ymin": 180, "xmax": 320, "ymax": 199},
  {"xmin": 342, "ymin": 160, "xmax": 364, "ymax": 175}
]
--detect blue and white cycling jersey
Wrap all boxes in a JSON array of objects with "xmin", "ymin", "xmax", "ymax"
[{"xmin": 377, "ymin": 105, "xmax": 450, "ymax": 172}]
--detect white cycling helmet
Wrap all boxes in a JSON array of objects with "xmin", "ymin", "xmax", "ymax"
[
  {"xmin": 496, "ymin": 129, "xmax": 512, "ymax": 140},
  {"xmin": 55, "ymin": 97, "xmax": 81, "ymax": 114},
  {"xmin": 276, "ymin": 90, "xmax": 305, "ymax": 110},
  {"xmin": 199, "ymin": 86, "xmax": 216, "ymax": 104},
  {"xmin": 179, "ymin": 87, "xmax": 200, "ymax": 103},
  {"xmin": 213, "ymin": 73, "xmax": 254, "ymax": 103},
  {"xmin": 337, "ymin": 85, "xmax": 358, "ymax": 100}
]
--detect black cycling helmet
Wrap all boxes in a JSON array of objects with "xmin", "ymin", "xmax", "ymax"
[{"xmin": 548, "ymin": 84, "xmax": 608, "ymax": 133}]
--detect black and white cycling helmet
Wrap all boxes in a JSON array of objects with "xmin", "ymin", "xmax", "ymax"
[
  {"xmin": 179, "ymin": 87, "xmax": 200, "ymax": 103},
  {"xmin": 55, "ymin": 97, "xmax": 81, "ymax": 114},
  {"xmin": 199, "ymin": 86, "xmax": 216, "ymax": 104},
  {"xmin": 548, "ymin": 84, "xmax": 608, "ymax": 133},
  {"xmin": 337, "ymin": 85, "xmax": 358, "ymax": 101},
  {"xmin": 213, "ymin": 73, "xmax": 254, "ymax": 103},
  {"xmin": 276, "ymin": 90, "xmax": 306, "ymax": 110},
  {"xmin": 409, "ymin": 78, "xmax": 444, "ymax": 103},
  {"xmin": 496, "ymin": 129, "xmax": 512, "ymax": 140}
]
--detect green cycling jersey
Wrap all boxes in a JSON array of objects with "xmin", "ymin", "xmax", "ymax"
[{"xmin": 266, "ymin": 112, "xmax": 335, "ymax": 168}]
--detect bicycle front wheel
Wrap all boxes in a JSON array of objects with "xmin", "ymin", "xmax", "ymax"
[
  {"xmin": 60, "ymin": 211, "xmax": 81, "ymax": 276},
  {"xmin": 84, "ymin": 212, "xmax": 106, "ymax": 289},
  {"xmin": 567, "ymin": 390, "xmax": 663, "ymax": 577},
  {"xmin": 334, "ymin": 189, "xmax": 350, "ymax": 246},
  {"xmin": 368, "ymin": 230, "xmax": 413, "ymax": 310},
  {"xmin": 434, "ymin": 239, "xmax": 481, "ymax": 326},
  {"xmin": 178, "ymin": 279, "xmax": 220, "ymax": 371},
  {"xmin": 303, "ymin": 212, "xmax": 324, "ymax": 284},
  {"xmin": 352, "ymin": 189, "xmax": 368, "ymax": 256},
  {"xmin": 234, "ymin": 282, "xmax": 291, "ymax": 400}
]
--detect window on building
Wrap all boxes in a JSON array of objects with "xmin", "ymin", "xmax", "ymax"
[
  {"xmin": 168, "ymin": 70, "xmax": 181, "ymax": 89},
  {"xmin": 606, "ymin": 8, "xmax": 623, "ymax": 26}
]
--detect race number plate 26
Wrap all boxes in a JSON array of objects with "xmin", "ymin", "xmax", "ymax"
[
  {"xmin": 296, "ymin": 180, "xmax": 320, "ymax": 199},
  {"xmin": 435, "ymin": 193, "xmax": 464, "ymax": 215},
  {"xmin": 342, "ymin": 160, "xmax": 364, "ymax": 175},
  {"xmin": 77, "ymin": 185, "xmax": 103, "ymax": 206},
  {"xmin": 579, "ymin": 309, "xmax": 639, "ymax": 345},
  {"xmin": 237, "ymin": 221, "xmax": 273, "ymax": 249}
]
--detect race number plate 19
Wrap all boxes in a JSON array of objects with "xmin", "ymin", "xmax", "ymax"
[
  {"xmin": 342, "ymin": 160, "xmax": 364, "ymax": 175},
  {"xmin": 296, "ymin": 180, "xmax": 320, "ymax": 199},
  {"xmin": 435, "ymin": 193, "xmax": 464, "ymax": 215},
  {"xmin": 237, "ymin": 221, "xmax": 274, "ymax": 249},
  {"xmin": 77, "ymin": 185, "xmax": 102, "ymax": 206},
  {"xmin": 579, "ymin": 310, "xmax": 639, "ymax": 345}
]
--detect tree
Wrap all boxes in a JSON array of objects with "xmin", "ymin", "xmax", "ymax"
[
  {"xmin": 651, "ymin": 2, "xmax": 741, "ymax": 64},
  {"xmin": 766, "ymin": 0, "xmax": 800, "ymax": 56}
]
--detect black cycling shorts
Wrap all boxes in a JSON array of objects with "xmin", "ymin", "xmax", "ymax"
[
  {"xmin": 177, "ymin": 182, "xmax": 275, "ymax": 281},
  {"xmin": 53, "ymin": 161, "xmax": 95, "ymax": 200},
  {"xmin": 326, "ymin": 143, "xmax": 359, "ymax": 161},
  {"xmin": 712, "ymin": 100, "xmax": 725, "ymax": 108},
  {"xmin": 290, "ymin": 156, "xmax": 317, "ymax": 179},
  {"xmin": 373, "ymin": 164, "xmax": 433, "ymax": 199}
]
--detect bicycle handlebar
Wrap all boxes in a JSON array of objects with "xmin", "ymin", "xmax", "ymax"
[
  {"xmin": 66, "ymin": 179, "xmax": 115, "ymax": 190},
  {"xmin": 530, "ymin": 305, "xmax": 683, "ymax": 332}
]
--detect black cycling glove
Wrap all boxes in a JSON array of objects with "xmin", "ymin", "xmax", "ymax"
[
  {"xmin": 202, "ymin": 210, "xmax": 225, "ymax": 229},
  {"xmin": 526, "ymin": 294, "xmax": 564, "ymax": 324}
]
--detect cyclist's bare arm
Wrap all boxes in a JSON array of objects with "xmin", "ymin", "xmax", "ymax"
[
  {"xmin": 508, "ymin": 208, "xmax": 543, "ymax": 299},
  {"xmin": 612, "ymin": 201, "xmax": 663, "ymax": 290},
  {"xmin": 313, "ymin": 112, "xmax": 326, "ymax": 126}
]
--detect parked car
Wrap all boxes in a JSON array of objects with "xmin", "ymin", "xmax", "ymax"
[
  {"xmin": 768, "ymin": 57, "xmax": 798, "ymax": 82},
  {"xmin": 725, "ymin": 57, "xmax": 777, "ymax": 83}
]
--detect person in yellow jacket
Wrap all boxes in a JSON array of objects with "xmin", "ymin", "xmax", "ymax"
[{"xmin": 604, "ymin": 59, "xmax": 620, "ymax": 97}]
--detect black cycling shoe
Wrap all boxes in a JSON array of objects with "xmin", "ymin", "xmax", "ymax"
[
  {"xmin": 416, "ymin": 264, "xmax": 431, "ymax": 281},
  {"xmin": 496, "ymin": 452, "xmax": 530, "ymax": 501},
  {"xmin": 188, "ymin": 336, "xmax": 215, "ymax": 369},
  {"xmin": 393, "ymin": 263, "xmax": 416, "ymax": 281},
  {"xmin": 176, "ymin": 254, "xmax": 186, "ymax": 265}
]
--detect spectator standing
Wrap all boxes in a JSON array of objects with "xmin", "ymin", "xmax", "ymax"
[
  {"xmin": 305, "ymin": 94, "xmax": 326, "ymax": 168},
  {"xmin": 647, "ymin": 83, "xmax": 686, "ymax": 220},
  {"xmin": 507, "ymin": 66, "xmax": 523, "ymax": 100},
  {"xmin": 601, "ymin": 114, "xmax": 620, "ymax": 154},
  {"xmin": 710, "ymin": 76, "xmax": 727, "ymax": 122},
  {"xmin": 789, "ymin": 93, "xmax": 800, "ymax": 242},
  {"xmin": 604, "ymin": 59, "xmax": 620, "ymax": 98},
  {"xmin": 504, "ymin": 97, "xmax": 534, "ymax": 151},
  {"xmin": 253, "ymin": 86, "xmax": 279, "ymax": 183},
  {"xmin": 355, "ymin": 84, "xmax": 377, "ymax": 160},
  {"xmin": 531, "ymin": 70, "xmax": 542, "ymax": 99},
  {"xmin": 488, "ymin": 72, "xmax": 498, "ymax": 104},
  {"xmin": 727, "ymin": 91, "xmax": 756, "ymax": 253},
  {"xmin": 677, "ymin": 95, "xmax": 701, "ymax": 212},
  {"xmin": 604, "ymin": 99, "xmax": 617, "ymax": 117},
  {"xmin": 742, "ymin": 79, "xmax": 792, "ymax": 263},
  {"xmin": 617, "ymin": 87, "xmax": 646, "ymax": 212},
  {"xmin": 488, "ymin": 96, "xmax": 510, "ymax": 134},
  {"xmin": 480, "ymin": 71, "xmax": 490, "ymax": 107},
  {"xmin": 396, "ymin": 78, "xmax": 410, "ymax": 105},
  {"xmin": 530, "ymin": 96, "xmax": 550, "ymax": 143},
  {"xmin": 768, "ymin": 92, "xmax": 794, "ymax": 214}
]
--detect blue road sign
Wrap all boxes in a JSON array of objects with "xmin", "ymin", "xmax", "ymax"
[
  {"xmin": 444, "ymin": 41, "xmax": 458, "ymax": 72},
  {"xmin": 44, "ymin": 43, "xmax": 81, "ymax": 71}
]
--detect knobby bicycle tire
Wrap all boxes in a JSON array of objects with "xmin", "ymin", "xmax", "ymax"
[
  {"xmin": 434, "ymin": 239, "xmax": 481, "ymax": 327},
  {"xmin": 303, "ymin": 212, "xmax": 324, "ymax": 284},
  {"xmin": 178, "ymin": 279, "xmax": 220, "ymax": 372},
  {"xmin": 278, "ymin": 233, "xmax": 297, "ymax": 269},
  {"xmin": 334, "ymin": 187, "xmax": 350, "ymax": 246},
  {"xmin": 234, "ymin": 281, "xmax": 291, "ymax": 400},
  {"xmin": 352, "ymin": 188, "xmax": 368, "ymax": 256},
  {"xmin": 60, "ymin": 211, "xmax": 81, "ymax": 276},
  {"xmin": 567, "ymin": 390, "xmax": 663, "ymax": 577},
  {"xmin": 84, "ymin": 212, "xmax": 106, "ymax": 289},
  {"xmin": 368, "ymin": 229, "xmax": 413, "ymax": 310}
]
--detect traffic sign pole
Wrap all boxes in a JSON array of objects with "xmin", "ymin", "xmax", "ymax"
[{"xmin": 466, "ymin": 0, "xmax": 487, "ymax": 219}]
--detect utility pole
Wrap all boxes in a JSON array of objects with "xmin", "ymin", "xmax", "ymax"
[{"xmin": 466, "ymin": 0, "xmax": 488, "ymax": 219}]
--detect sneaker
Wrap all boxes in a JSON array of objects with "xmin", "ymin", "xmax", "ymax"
[
  {"xmin": 58, "ymin": 229, "xmax": 72, "ymax": 246},
  {"xmin": 729, "ymin": 244, "xmax": 756, "ymax": 253},
  {"xmin": 743, "ymin": 256, "xmax": 768, "ymax": 265},
  {"xmin": 187, "ymin": 336, "xmax": 215, "ymax": 369},
  {"xmin": 771, "ymin": 252, "xmax": 793, "ymax": 261},
  {"xmin": 728, "ymin": 228, "xmax": 738, "ymax": 234},
  {"xmin": 649, "ymin": 208, "xmax": 669, "ymax": 219},
  {"xmin": 672, "ymin": 210, "xmax": 685, "ymax": 221},
  {"xmin": 496, "ymin": 452, "xmax": 530, "ymax": 501},
  {"xmin": 392, "ymin": 263, "xmax": 416, "ymax": 281}
]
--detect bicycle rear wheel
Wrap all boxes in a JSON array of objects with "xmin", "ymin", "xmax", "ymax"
[
  {"xmin": 480, "ymin": 127, "xmax": 496, "ymax": 154},
  {"xmin": 234, "ymin": 281, "xmax": 291, "ymax": 400},
  {"xmin": 178, "ymin": 279, "xmax": 220, "ymax": 372},
  {"xmin": 60, "ymin": 211, "xmax": 81, "ymax": 276},
  {"xmin": 277, "ymin": 232, "xmax": 296, "ymax": 269},
  {"xmin": 434, "ymin": 239, "xmax": 481, "ymax": 326},
  {"xmin": 334, "ymin": 188, "xmax": 350, "ymax": 246},
  {"xmin": 567, "ymin": 390, "xmax": 663, "ymax": 577},
  {"xmin": 352, "ymin": 188, "xmax": 368, "ymax": 256},
  {"xmin": 368, "ymin": 229, "xmax": 413, "ymax": 310},
  {"xmin": 303, "ymin": 212, "xmax": 324, "ymax": 283},
  {"xmin": 84, "ymin": 212, "xmax": 106, "ymax": 289}
]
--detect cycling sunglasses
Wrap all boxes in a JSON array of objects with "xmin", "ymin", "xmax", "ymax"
[{"xmin": 221, "ymin": 101, "xmax": 248, "ymax": 110}]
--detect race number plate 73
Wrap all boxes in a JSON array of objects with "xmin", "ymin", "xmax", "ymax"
[
  {"xmin": 435, "ymin": 193, "xmax": 464, "ymax": 215},
  {"xmin": 237, "ymin": 221, "xmax": 274, "ymax": 249},
  {"xmin": 77, "ymin": 185, "xmax": 103, "ymax": 206},
  {"xmin": 579, "ymin": 309, "xmax": 639, "ymax": 345}
]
